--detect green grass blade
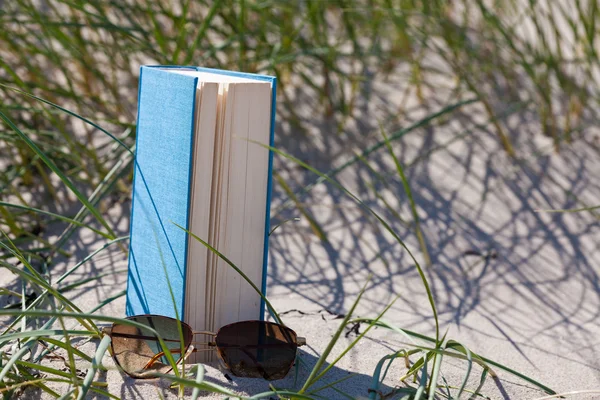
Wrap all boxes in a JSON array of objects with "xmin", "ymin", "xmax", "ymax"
[
  {"xmin": 0, "ymin": 261, "xmax": 95, "ymax": 332},
  {"xmin": 58, "ymin": 270, "xmax": 127, "ymax": 293},
  {"xmin": 472, "ymin": 369, "xmax": 489, "ymax": 400},
  {"xmin": 298, "ymin": 277, "xmax": 371, "ymax": 393},
  {"xmin": 533, "ymin": 390, "xmax": 600, "ymax": 400},
  {"xmin": 360, "ymin": 319, "xmax": 556, "ymax": 395},
  {"xmin": 0, "ymin": 346, "xmax": 38, "ymax": 383},
  {"xmin": 88, "ymin": 386, "xmax": 121, "ymax": 400},
  {"xmin": 269, "ymin": 217, "xmax": 300, "ymax": 236},
  {"xmin": 0, "ymin": 330, "xmax": 95, "ymax": 343},
  {"xmin": 381, "ymin": 124, "xmax": 431, "ymax": 266},
  {"xmin": 535, "ymin": 205, "xmax": 600, "ymax": 213},
  {"xmin": 0, "ymin": 201, "xmax": 111, "ymax": 239},
  {"xmin": 148, "ymin": 227, "xmax": 188, "ymax": 381},
  {"xmin": 151, "ymin": 372, "xmax": 239, "ymax": 397},
  {"xmin": 428, "ymin": 341, "xmax": 445, "ymax": 400},
  {"xmin": 173, "ymin": 222, "xmax": 283, "ymax": 325},
  {"xmin": 250, "ymin": 391, "xmax": 317, "ymax": 400},
  {"xmin": 311, "ymin": 295, "xmax": 400, "ymax": 384},
  {"xmin": 36, "ymin": 337, "xmax": 93, "ymax": 363},
  {"xmin": 447, "ymin": 339, "xmax": 472, "ymax": 399},
  {"xmin": 57, "ymin": 388, "xmax": 76, "ymax": 400},
  {"xmin": 190, "ymin": 364, "xmax": 205, "ymax": 400},
  {"xmin": 2, "ymin": 237, "xmax": 127, "ymax": 335},
  {"xmin": 414, "ymin": 353, "xmax": 429, "ymax": 399},
  {"xmin": 0, "ymin": 84, "xmax": 132, "ymax": 155},
  {"xmin": 307, "ymin": 373, "xmax": 358, "ymax": 395},
  {"xmin": 87, "ymin": 290, "xmax": 126, "ymax": 314},
  {"xmin": 16, "ymin": 360, "xmax": 81, "ymax": 381},
  {"xmin": 76, "ymin": 335, "xmax": 111, "ymax": 400},
  {"xmin": 49, "ymin": 156, "xmax": 132, "ymax": 257},
  {"xmin": 181, "ymin": 0, "xmax": 224, "ymax": 65},
  {"xmin": 402, "ymin": 350, "xmax": 434, "ymax": 382},
  {"xmin": 0, "ymin": 110, "xmax": 117, "ymax": 240},
  {"xmin": 330, "ymin": 386, "xmax": 356, "ymax": 400},
  {"xmin": 258, "ymin": 143, "xmax": 440, "ymax": 341}
]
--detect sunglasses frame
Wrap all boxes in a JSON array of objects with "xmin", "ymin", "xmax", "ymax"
[{"xmin": 102, "ymin": 314, "xmax": 306, "ymax": 380}]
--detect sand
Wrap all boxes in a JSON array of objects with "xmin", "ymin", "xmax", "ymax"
[{"xmin": 4, "ymin": 8, "xmax": 600, "ymax": 397}]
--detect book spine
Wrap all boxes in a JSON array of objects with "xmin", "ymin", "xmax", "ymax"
[{"xmin": 125, "ymin": 66, "xmax": 198, "ymax": 319}]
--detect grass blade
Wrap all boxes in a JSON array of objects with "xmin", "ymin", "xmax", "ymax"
[
  {"xmin": 76, "ymin": 335, "xmax": 111, "ymax": 400},
  {"xmin": 0, "ymin": 201, "xmax": 111, "ymax": 239},
  {"xmin": 380, "ymin": 124, "xmax": 431, "ymax": 266},
  {"xmin": 173, "ymin": 222, "xmax": 283, "ymax": 325},
  {"xmin": 414, "ymin": 353, "xmax": 429, "ymax": 399},
  {"xmin": 298, "ymin": 277, "xmax": 371, "ymax": 393},
  {"xmin": 190, "ymin": 364, "xmax": 205, "ymax": 400},
  {"xmin": 257, "ymin": 142, "xmax": 440, "ymax": 341},
  {"xmin": 310, "ymin": 294, "xmax": 400, "ymax": 384},
  {"xmin": 0, "ymin": 110, "xmax": 117, "ymax": 240}
]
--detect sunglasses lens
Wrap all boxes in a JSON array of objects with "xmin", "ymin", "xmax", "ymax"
[
  {"xmin": 215, "ymin": 321, "xmax": 298, "ymax": 380},
  {"xmin": 110, "ymin": 315, "xmax": 193, "ymax": 378}
]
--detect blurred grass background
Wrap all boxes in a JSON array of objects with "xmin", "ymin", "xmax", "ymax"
[
  {"xmin": 1, "ymin": 0, "xmax": 598, "ymax": 258},
  {"xmin": 0, "ymin": 1, "xmax": 599, "ymax": 398}
]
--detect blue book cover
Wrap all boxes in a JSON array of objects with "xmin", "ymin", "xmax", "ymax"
[{"xmin": 125, "ymin": 66, "xmax": 276, "ymax": 323}]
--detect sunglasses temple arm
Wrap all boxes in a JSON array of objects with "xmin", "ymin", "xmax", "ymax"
[
  {"xmin": 180, "ymin": 345, "xmax": 196, "ymax": 367},
  {"xmin": 143, "ymin": 343, "xmax": 219, "ymax": 370},
  {"xmin": 143, "ymin": 346, "xmax": 193, "ymax": 370}
]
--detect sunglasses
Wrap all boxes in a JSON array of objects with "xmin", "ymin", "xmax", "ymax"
[{"xmin": 101, "ymin": 315, "xmax": 306, "ymax": 381}]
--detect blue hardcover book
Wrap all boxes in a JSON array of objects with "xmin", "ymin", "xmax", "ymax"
[{"xmin": 126, "ymin": 66, "xmax": 276, "ymax": 337}]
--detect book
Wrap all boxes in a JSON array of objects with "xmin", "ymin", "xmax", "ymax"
[{"xmin": 125, "ymin": 66, "xmax": 276, "ymax": 348}]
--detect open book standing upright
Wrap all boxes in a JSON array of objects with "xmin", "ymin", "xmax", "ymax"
[{"xmin": 125, "ymin": 66, "xmax": 276, "ymax": 361}]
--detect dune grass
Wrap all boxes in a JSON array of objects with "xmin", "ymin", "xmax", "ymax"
[
  {"xmin": 0, "ymin": 95, "xmax": 558, "ymax": 398},
  {"xmin": 0, "ymin": 0, "xmax": 596, "ymax": 398},
  {"xmin": 1, "ymin": 0, "xmax": 596, "ymax": 257}
]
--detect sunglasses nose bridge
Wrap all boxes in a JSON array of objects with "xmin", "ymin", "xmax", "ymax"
[
  {"xmin": 191, "ymin": 331, "xmax": 217, "ymax": 347},
  {"xmin": 192, "ymin": 330, "xmax": 217, "ymax": 336}
]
